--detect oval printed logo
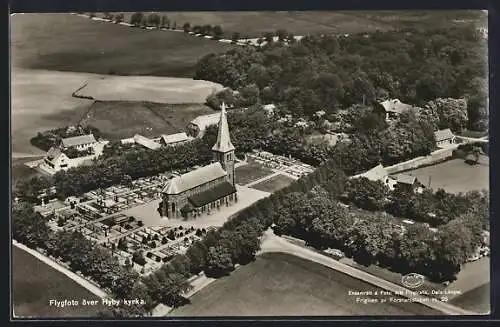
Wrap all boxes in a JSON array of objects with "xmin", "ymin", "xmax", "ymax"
[{"xmin": 402, "ymin": 273, "xmax": 425, "ymax": 289}]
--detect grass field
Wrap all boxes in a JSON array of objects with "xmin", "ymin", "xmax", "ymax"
[
  {"xmin": 79, "ymin": 101, "xmax": 215, "ymax": 140},
  {"xmin": 396, "ymin": 158, "xmax": 489, "ymax": 194},
  {"xmin": 11, "ymin": 13, "xmax": 236, "ymax": 77},
  {"xmin": 74, "ymin": 75, "xmax": 222, "ymax": 103},
  {"xmin": 450, "ymin": 283, "xmax": 490, "ymax": 314},
  {"xmin": 235, "ymin": 163, "xmax": 274, "ymax": 185},
  {"xmin": 115, "ymin": 10, "xmax": 484, "ymax": 38},
  {"xmin": 11, "ymin": 68, "xmax": 95, "ymax": 154},
  {"xmin": 11, "ymin": 157, "xmax": 43, "ymax": 188},
  {"xmin": 251, "ymin": 174, "xmax": 295, "ymax": 193},
  {"xmin": 12, "ymin": 246, "xmax": 109, "ymax": 318},
  {"xmin": 170, "ymin": 252, "xmax": 441, "ymax": 316}
]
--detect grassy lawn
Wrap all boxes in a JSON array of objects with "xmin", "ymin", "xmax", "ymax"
[
  {"xmin": 11, "ymin": 157, "xmax": 43, "ymax": 188},
  {"xmin": 11, "ymin": 13, "xmax": 236, "ymax": 77},
  {"xmin": 393, "ymin": 158, "xmax": 489, "ymax": 194},
  {"xmin": 235, "ymin": 163, "xmax": 274, "ymax": 185},
  {"xmin": 12, "ymin": 246, "xmax": 109, "ymax": 318},
  {"xmin": 115, "ymin": 11, "xmax": 484, "ymax": 38},
  {"xmin": 11, "ymin": 68, "xmax": 94, "ymax": 154},
  {"xmin": 74, "ymin": 75, "xmax": 222, "ymax": 104},
  {"xmin": 450, "ymin": 283, "xmax": 490, "ymax": 314},
  {"xmin": 79, "ymin": 101, "xmax": 215, "ymax": 140},
  {"xmin": 170, "ymin": 252, "xmax": 441, "ymax": 316},
  {"xmin": 251, "ymin": 174, "xmax": 295, "ymax": 193}
]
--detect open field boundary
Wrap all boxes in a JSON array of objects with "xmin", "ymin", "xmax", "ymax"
[
  {"xmin": 259, "ymin": 230, "xmax": 475, "ymax": 315},
  {"xmin": 12, "ymin": 240, "xmax": 109, "ymax": 299},
  {"xmin": 385, "ymin": 146, "xmax": 457, "ymax": 175}
]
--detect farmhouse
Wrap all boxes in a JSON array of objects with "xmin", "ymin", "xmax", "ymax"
[
  {"xmin": 187, "ymin": 112, "xmax": 221, "ymax": 138},
  {"xmin": 60, "ymin": 134, "xmax": 98, "ymax": 151},
  {"xmin": 434, "ymin": 128, "xmax": 456, "ymax": 147},
  {"xmin": 160, "ymin": 103, "xmax": 237, "ymax": 219},
  {"xmin": 394, "ymin": 174, "xmax": 424, "ymax": 193},
  {"xmin": 159, "ymin": 132, "xmax": 193, "ymax": 147},
  {"xmin": 352, "ymin": 164, "xmax": 397, "ymax": 190},
  {"xmin": 133, "ymin": 134, "xmax": 161, "ymax": 150},
  {"xmin": 39, "ymin": 133, "xmax": 109, "ymax": 175},
  {"xmin": 377, "ymin": 99, "xmax": 415, "ymax": 121},
  {"xmin": 262, "ymin": 104, "xmax": 276, "ymax": 117}
]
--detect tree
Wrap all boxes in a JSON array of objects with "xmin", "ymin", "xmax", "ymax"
[
  {"xmin": 130, "ymin": 12, "xmax": 144, "ymax": 26},
  {"xmin": 343, "ymin": 177, "xmax": 389, "ymax": 211},
  {"xmin": 183, "ymin": 22, "xmax": 191, "ymax": 32},
  {"xmin": 276, "ymin": 29, "xmax": 288, "ymax": 42},
  {"xmin": 212, "ymin": 25, "xmax": 223, "ymax": 40},
  {"xmin": 114, "ymin": 13, "xmax": 124, "ymax": 24},
  {"xmin": 132, "ymin": 250, "xmax": 147, "ymax": 266},
  {"xmin": 240, "ymin": 84, "xmax": 260, "ymax": 106},
  {"xmin": 231, "ymin": 32, "xmax": 240, "ymax": 43},
  {"xmin": 147, "ymin": 13, "xmax": 161, "ymax": 28},
  {"xmin": 204, "ymin": 245, "xmax": 234, "ymax": 277}
]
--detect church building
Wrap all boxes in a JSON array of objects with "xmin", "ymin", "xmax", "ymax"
[{"xmin": 159, "ymin": 103, "xmax": 237, "ymax": 219}]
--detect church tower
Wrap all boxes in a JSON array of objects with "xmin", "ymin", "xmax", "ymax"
[{"xmin": 212, "ymin": 102, "xmax": 235, "ymax": 186}]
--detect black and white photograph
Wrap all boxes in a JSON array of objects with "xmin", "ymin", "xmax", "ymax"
[{"xmin": 10, "ymin": 10, "xmax": 490, "ymax": 318}]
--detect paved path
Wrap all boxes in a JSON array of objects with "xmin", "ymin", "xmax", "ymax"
[
  {"xmin": 259, "ymin": 230, "xmax": 474, "ymax": 316},
  {"xmin": 13, "ymin": 240, "xmax": 109, "ymax": 299},
  {"xmin": 243, "ymin": 171, "xmax": 283, "ymax": 187}
]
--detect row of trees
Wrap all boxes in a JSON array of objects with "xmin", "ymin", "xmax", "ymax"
[
  {"xmin": 15, "ymin": 138, "xmax": 213, "ymax": 202},
  {"xmin": 130, "ymin": 12, "xmax": 177, "ymax": 30},
  {"xmin": 272, "ymin": 187, "xmax": 484, "ymax": 282},
  {"xmin": 194, "ymin": 26, "xmax": 487, "ymax": 129}
]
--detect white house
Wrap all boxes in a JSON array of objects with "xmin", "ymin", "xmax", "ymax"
[
  {"xmin": 187, "ymin": 112, "xmax": 221, "ymax": 138},
  {"xmin": 159, "ymin": 132, "xmax": 193, "ymax": 147},
  {"xmin": 434, "ymin": 128, "xmax": 456, "ymax": 147},
  {"xmin": 133, "ymin": 134, "xmax": 161, "ymax": 150},
  {"xmin": 352, "ymin": 164, "xmax": 397, "ymax": 190},
  {"xmin": 60, "ymin": 134, "xmax": 98, "ymax": 151},
  {"xmin": 378, "ymin": 99, "xmax": 414, "ymax": 121}
]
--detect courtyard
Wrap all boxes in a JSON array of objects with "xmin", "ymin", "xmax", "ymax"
[{"xmin": 121, "ymin": 185, "xmax": 271, "ymax": 229}]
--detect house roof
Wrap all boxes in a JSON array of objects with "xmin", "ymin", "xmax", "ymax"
[
  {"xmin": 189, "ymin": 113, "xmax": 221, "ymax": 132},
  {"xmin": 212, "ymin": 103, "xmax": 235, "ymax": 153},
  {"xmin": 45, "ymin": 147, "xmax": 66, "ymax": 162},
  {"xmin": 61, "ymin": 134, "xmax": 97, "ymax": 148},
  {"xmin": 188, "ymin": 181, "xmax": 236, "ymax": 208},
  {"xmin": 434, "ymin": 128, "xmax": 455, "ymax": 142},
  {"xmin": 160, "ymin": 132, "xmax": 191, "ymax": 145},
  {"xmin": 396, "ymin": 174, "xmax": 417, "ymax": 185},
  {"xmin": 133, "ymin": 134, "xmax": 161, "ymax": 150},
  {"xmin": 162, "ymin": 162, "xmax": 227, "ymax": 194},
  {"xmin": 263, "ymin": 104, "xmax": 276, "ymax": 111},
  {"xmin": 379, "ymin": 99, "xmax": 413, "ymax": 114},
  {"xmin": 357, "ymin": 164, "xmax": 388, "ymax": 182}
]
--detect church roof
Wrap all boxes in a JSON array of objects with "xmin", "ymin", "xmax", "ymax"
[
  {"xmin": 162, "ymin": 162, "xmax": 227, "ymax": 194},
  {"xmin": 188, "ymin": 181, "xmax": 236, "ymax": 208},
  {"xmin": 61, "ymin": 134, "xmax": 97, "ymax": 148},
  {"xmin": 212, "ymin": 102, "xmax": 235, "ymax": 153}
]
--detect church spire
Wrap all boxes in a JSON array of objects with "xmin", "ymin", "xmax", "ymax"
[{"xmin": 212, "ymin": 102, "xmax": 235, "ymax": 153}]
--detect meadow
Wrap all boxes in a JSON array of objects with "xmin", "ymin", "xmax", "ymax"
[
  {"xmin": 12, "ymin": 246, "xmax": 109, "ymax": 318},
  {"xmin": 395, "ymin": 157, "xmax": 489, "ymax": 194},
  {"xmin": 170, "ymin": 252, "xmax": 441, "ymax": 316},
  {"xmin": 78, "ymin": 101, "xmax": 215, "ymax": 140},
  {"xmin": 11, "ymin": 13, "xmax": 236, "ymax": 78},
  {"xmin": 116, "ymin": 10, "xmax": 484, "ymax": 38}
]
